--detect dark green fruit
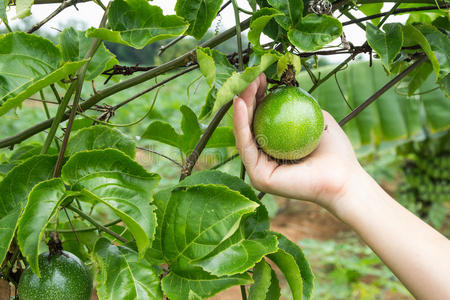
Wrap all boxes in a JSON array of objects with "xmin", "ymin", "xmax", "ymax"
[
  {"xmin": 253, "ymin": 86, "xmax": 324, "ymax": 160},
  {"xmin": 18, "ymin": 251, "xmax": 92, "ymax": 300}
]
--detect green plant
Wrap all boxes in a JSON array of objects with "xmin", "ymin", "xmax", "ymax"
[
  {"xmin": 253, "ymin": 86, "xmax": 324, "ymax": 160},
  {"xmin": 0, "ymin": 0, "xmax": 449, "ymax": 299}
]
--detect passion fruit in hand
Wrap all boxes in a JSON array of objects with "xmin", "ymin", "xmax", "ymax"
[
  {"xmin": 18, "ymin": 251, "xmax": 92, "ymax": 300},
  {"xmin": 253, "ymin": 86, "xmax": 324, "ymax": 161}
]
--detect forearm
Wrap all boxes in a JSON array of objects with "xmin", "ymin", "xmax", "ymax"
[{"xmin": 336, "ymin": 167, "xmax": 450, "ymax": 300}]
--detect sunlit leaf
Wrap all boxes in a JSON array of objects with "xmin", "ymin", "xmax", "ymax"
[
  {"xmin": 17, "ymin": 179, "xmax": 69, "ymax": 277},
  {"xmin": 175, "ymin": 0, "xmax": 223, "ymax": 39},
  {"xmin": 86, "ymin": 0, "xmax": 188, "ymax": 49},
  {"xmin": 248, "ymin": 8, "xmax": 283, "ymax": 48},
  {"xmin": 59, "ymin": 28, "xmax": 118, "ymax": 80},
  {"xmin": 277, "ymin": 52, "xmax": 301, "ymax": 79},
  {"xmin": 359, "ymin": 3, "xmax": 383, "ymax": 25},
  {"xmin": 268, "ymin": 249, "xmax": 302, "ymax": 300},
  {"xmin": 94, "ymin": 237, "xmax": 163, "ymax": 300},
  {"xmin": 288, "ymin": 14, "xmax": 342, "ymax": 51},
  {"xmin": 180, "ymin": 105, "xmax": 201, "ymax": 154},
  {"xmin": 14, "ymin": 0, "xmax": 32, "ymax": 19},
  {"xmin": 66, "ymin": 125, "xmax": 136, "ymax": 158},
  {"xmin": 0, "ymin": 155, "xmax": 57, "ymax": 264},
  {"xmin": 206, "ymin": 127, "xmax": 235, "ymax": 148},
  {"xmin": 141, "ymin": 121, "xmax": 182, "ymax": 148},
  {"xmin": 417, "ymin": 24, "xmax": 450, "ymax": 80},
  {"xmin": 61, "ymin": 149, "xmax": 160, "ymax": 257},
  {"xmin": 366, "ymin": 23, "xmax": 403, "ymax": 71},
  {"xmin": 248, "ymin": 259, "xmax": 272, "ymax": 300},
  {"xmin": 268, "ymin": 0, "xmax": 303, "ymax": 29},
  {"xmin": 0, "ymin": 33, "xmax": 85, "ymax": 116}
]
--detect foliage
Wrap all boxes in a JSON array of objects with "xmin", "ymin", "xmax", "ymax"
[{"xmin": 0, "ymin": 0, "xmax": 449, "ymax": 299}]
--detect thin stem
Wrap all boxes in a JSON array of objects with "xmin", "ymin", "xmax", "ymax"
[
  {"xmin": 40, "ymin": 83, "xmax": 77, "ymax": 154},
  {"xmin": 240, "ymin": 163, "xmax": 246, "ymax": 180},
  {"xmin": 47, "ymin": 219, "xmax": 121, "ymax": 233},
  {"xmin": 3, "ymin": 21, "xmax": 12, "ymax": 33},
  {"xmin": 136, "ymin": 146, "xmax": 183, "ymax": 168},
  {"xmin": 158, "ymin": 35, "xmax": 186, "ymax": 56},
  {"xmin": 0, "ymin": 17, "xmax": 252, "ymax": 149},
  {"xmin": 27, "ymin": 0, "xmax": 78, "ymax": 33},
  {"xmin": 342, "ymin": 11, "xmax": 366, "ymax": 31},
  {"xmin": 257, "ymin": 192, "xmax": 266, "ymax": 200},
  {"xmin": 342, "ymin": 6, "xmax": 440, "ymax": 26},
  {"xmin": 339, "ymin": 55, "xmax": 427, "ymax": 126},
  {"xmin": 238, "ymin": 6, "xmax": 253, "ymax": 14},
  {"xmin": 231, "ymin": 0, "xmax": 244, "ymax": 71},
  {"xmin": 67, "ymin": 205, "xmax": 129, "ymax": 243},
  {"xmin": 63, "ymin": 207, "xmax": 80, "ymax": 244},
  {"xmin": 39, "ymin": 90, "xmax": 60, "ymax": 150},
  {"xmin": 50, "ymin": 84, "xmax": 62, "ymax": 103},
  {"xmin": 180, "ymin": 101, "xmax": 233, "ymax": 181},
  {"xmin": 210, "ymin": 153, "xmax": 239, "ymax": 170},
  {"xmin": 377, "ymin": 0, "xmax": 402, "ymax": 28},
  {"xmin": 240, "ymin": 285, "xmax": 248, "ymax": 300},
  {"xmin": 301, "ymin": 61, "xmax": 318, "ymax": 85}
]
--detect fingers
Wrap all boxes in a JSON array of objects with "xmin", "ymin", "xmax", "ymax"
[{"xmin": 233, "ymin": 97, "xmax": 260, "ymax": 171}]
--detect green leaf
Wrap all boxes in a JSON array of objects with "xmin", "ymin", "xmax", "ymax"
[
  {"xmin": 0, "ymin": 33, "xmax": 85, "ymax": 116},
  {"xmin": 288, "ymin": 14, "xmax": 342, "ymax": 51},
  {"xmin": 248, "ymin": 8, "xmax": 283, "ymax": 48},
  {"xmin": 58, "ymin": 220, "xmax": 97, "ymax": 261},
  {"xmin": 58, "ymin": 28, "xmax": 118, "ymax": 81},
  {"xmin": 206, "ymin": 127, "xmax": 235, "ymax": 148},
  {"xmin": 399, "ymin": 61, "xmax": 433, "ymax": 96},
  {"xmin": 267, "ymin": 249, "xmax": 302, "ymax": 300},
  {"xmin": 192, "ymin": 234, "xmax": 278, "ymax": 276},
  {"xmin": 141, "ymin": 121, "xmax": 182, "ymax": 148},
  {"xmin": 359, "ymin": 3, "xmax": 383, "ymax": 25},
  {"xmin": 61, "ymin": 149, "xmax": 160, "ymax": 257},
  {"xmin": 196, "ymin": 47, "xmax": 236, "ymax": 119},
  {"xmin": 66, "ymin": 125, "xmax": 136, "ymax": 158},
  {"xmin": 180, "ymin": 105, "xmax": 202, "ymax": 154},
  {"xmin": 162, "ymin": 262, "xmax": 252, "ymax": 300},
  {"xmin": 268, "ymin": 0, "xmax": 303, "ymax": 30},
  {"xmin": 403, "ymin": 24, "xmax": 440, "ymax": 80},
  {"xmin": 94, "ymin": 237, "xmax": 163, "ymax": 300},
  {"xmin": 272, "ymin": 232, "xmax": 314, "ymax": 299},
  {"xmin": 175, "ymin": 0, "xmax": 223, "ymax": 40},
  {"xmin": 277, "ymin": 52, "xmax": 301, "ymax": 79},
  {"xmin": 212, "ymin": 52, "xmax": 279, "ymax": 114},
  {"xmin": 439, "ymin": 73, "xmax": 450, "ymax": 98},
  {"xmin": 417, "ymin": 24, "xmax": 450, "ymax": 80},
  {"xmin": 366, "ymin": 23, "xmax": 403, "ymax": 71},
  {"xmin": 248, "ymin": 259, "xmax": 272, "ymax": 300},
  {"xmin": 266, "ymin": 269, "xmax": 281, "ymax": 299},
  {"xmin": 0, "ymin": 0, "xmax": 8, "ymax": 25},
  {"xmin": 0, "ymin": 155, "xmax": 57, "ymax": 264},
  {"xmin": 14, "ymin": 0, "xmax": 32, "ymax": 19},
  {"xmin": 86, "ymin": 0, "xmax": 188, "ymax": 49},
  {"xmin": 162, "ymin": 184, "xmax": 259, "ymax": 263},
  {"xmin": 17, "ymin": 179, "xmax": 68, "ymax": 277}
]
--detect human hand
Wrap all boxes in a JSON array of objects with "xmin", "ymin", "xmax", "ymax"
[{"xmin": 233, "ymin": 73, "xmax": 365, "ymax": 214}]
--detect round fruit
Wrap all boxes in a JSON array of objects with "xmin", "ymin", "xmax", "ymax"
[
  {"xmin": 18, "ymin": 251, "xmax": 92, "ymax": 300},
  {"xmin": 253, "ymin": 86, "xmax": 324, "ymax": 160}
]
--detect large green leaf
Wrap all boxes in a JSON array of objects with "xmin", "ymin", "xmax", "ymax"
[
  {"xmin": 268, "ymin": 0, "xmax": 303, "ymax": 30},
  {"xmin": 266, "ymin": 269, "xmax": 281, "ymax": 299},
  {"xmin": 61, "ymin": 149, "xmax": 160, "ymax": 257},
  {"xmin": 162, "ymin": 184, "xmax": 259, "ymax": 263},
  {"xmin": 248, "ymin": 8, "xmax": 283, "ymax": 48},
  {"xmin": 94, "ymin": 237, "xmax": 163, "ymax": 300},
  {"xmin": 268, "ymin": 249, "xmax": 302, "ymax": 300},
  {"xmin": 288, "ymin": 14, "xmax": 342, "ymax": 51},
  {"xmin": 0, "ymin": 0, "xmax": 8, "ymax": 25},
  {"xmin": 175, "ymin": 0, "xmax": 223, "ymax": 40},
  {"xmin": 192, "ymin": 234, "xmax": 278, "ymax": 276},
  {"xmin": 86, "ymin": 0, "xmax": 188, "ymax": 49},
  {"xmin": 0, "ymin": 143, "xmax": 49, "ymax": 176},
  {"xmin": 58, "ymin": 28, "xmax": 118, "ymax": 80},
  {"xmin": 162, "ymin": 261, "xmax": 252, "ymax": 300},
  {"xmin": 205, "ymin": 127, "xmax": 235, "ymax": 148},
  {"xmin": 66, "ymin": 125, "xmax": 136, "ymax": 158},
  {"xmin": 272, "ymin": 232, "xmax": 314, "ymax": 299},
  {"xmin": 366, "ymin": 23, "xmax": 403, "ymax": 71},
  {"xmin": 248, "ymin": 259, "xmax": 272, "ymax": 300},
  {"xmin": 0, "ymin": 32, "xmax": 85, "ymax": 116},
  {"xmin": 212, "ymin": 52, "xmax": 279, "ymax": 115},
  {"xmin": 147, "ymin": 188, "xmax": 171, "ymax": 264},
  {"xmin": 14, "ymin": 0, "xmax": 32, "ymax": 19},
  {"xmin": 0, "ymin": 155, "xmax": 57, "ymax": 264},
  {"xmin": 17, "ymin": 179, "xmax": 68, "ymax": 277},
  {"xmin": 398, "ymin": 61, "xmax": 433, "ymax": 96}
]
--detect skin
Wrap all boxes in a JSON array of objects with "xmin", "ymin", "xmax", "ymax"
[{"xmin": 233, "ymin": 73, "xmax": 450, "ymax": 300}]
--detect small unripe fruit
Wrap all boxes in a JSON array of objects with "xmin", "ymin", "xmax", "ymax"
[{"xmin": 253, "ymin": 86, "xmax": 324, "ymax": 160}]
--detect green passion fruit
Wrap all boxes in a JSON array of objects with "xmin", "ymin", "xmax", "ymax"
[
  {"xmin": 253, "ymin": 86, "xmax": 324, "ymax": 161},
  {"xmin": 18, "ymin": 251, "xmax": 92, "ymax": 300}
]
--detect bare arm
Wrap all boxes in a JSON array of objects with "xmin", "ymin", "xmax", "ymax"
[{"xmin": 233, "ymin": 74, "xmax": 450, "ymax": 300}]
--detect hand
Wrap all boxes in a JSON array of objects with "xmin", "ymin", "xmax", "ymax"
[{"xmin": 233, "ymin": 73, "xmax": 364, "ymax": 214}]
